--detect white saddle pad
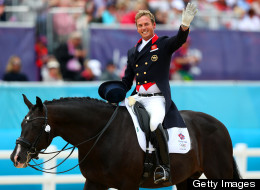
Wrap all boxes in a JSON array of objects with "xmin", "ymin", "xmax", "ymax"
[{"xmin": 123, "ymin": 98, "xmax": 191, "ymax": 154}]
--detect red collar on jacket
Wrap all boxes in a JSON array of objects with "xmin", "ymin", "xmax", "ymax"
[{"xmin": 135, "ymin": 34, "xmax": 159, "ymax": 46}]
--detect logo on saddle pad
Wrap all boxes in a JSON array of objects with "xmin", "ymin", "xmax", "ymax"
[{"xmin": 178, "ymin": 133, "xmax": 185, "ymax": 140}]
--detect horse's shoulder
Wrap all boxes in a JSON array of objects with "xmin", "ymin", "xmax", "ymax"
[{"xmin": 118, "ymin": 106, "xmax": 128, "ymax": 112}]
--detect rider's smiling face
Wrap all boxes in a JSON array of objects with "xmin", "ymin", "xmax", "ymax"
[{"xmin": 136, "ymin": 15, "xmax": 156, "ymax": 41}]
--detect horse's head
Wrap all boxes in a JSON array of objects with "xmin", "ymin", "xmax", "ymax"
[{"xmin": 10, "ymin": 94, "xmax": 52, "ymax": 168}]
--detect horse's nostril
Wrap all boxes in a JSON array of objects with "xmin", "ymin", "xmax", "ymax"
[
  {"xmin": 14, "ymin": 155, "xmax": 21, "ymax": 164},
  {"xmin": 17, "ymin": 156, "xmax": 21, "ymax": 162}
]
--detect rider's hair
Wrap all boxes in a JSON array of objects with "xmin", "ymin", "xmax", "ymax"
[{"xmin": 135, "ymin": 10, "xmax": 155, "ymax": 25}]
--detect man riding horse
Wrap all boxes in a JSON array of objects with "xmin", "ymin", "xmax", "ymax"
[{"xmin": 99, "ymin": 3, "xmax": 198, "ymax": 185}]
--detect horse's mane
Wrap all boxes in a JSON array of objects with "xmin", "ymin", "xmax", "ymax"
[{"xmin": 44, "ymin": 97, "xmax": 114, "ymax": 107}]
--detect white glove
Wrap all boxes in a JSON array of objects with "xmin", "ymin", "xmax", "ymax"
[
  {"xmin": 128, "ymin": 96, "xmax": 136, "ymax": 107},
  {"xmin": 181, "ymin": 2, "xmax": 198, "ymax": 27}
]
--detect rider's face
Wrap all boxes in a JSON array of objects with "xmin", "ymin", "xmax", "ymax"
[{"xmin": 136, "ymin": 15, "xmax": 156, "ymax": 41}]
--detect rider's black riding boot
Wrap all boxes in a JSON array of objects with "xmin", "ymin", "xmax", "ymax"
[{"xmin": 153, "ymin": 124, "xmax": 171, "ymax": 185}]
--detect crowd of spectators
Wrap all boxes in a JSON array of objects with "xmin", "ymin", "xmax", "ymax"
[
  {"xmin": 1, "ymin": 0, "xmax": 260, "ymax": 82},
  {"xmin": 1, "ymin": 0, "xmax": 260, "ymax": 30}
]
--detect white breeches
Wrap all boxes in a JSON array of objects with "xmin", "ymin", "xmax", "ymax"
[{"xmin": 133, "ymin": 94, "xmax": 166, "ymax": 132}]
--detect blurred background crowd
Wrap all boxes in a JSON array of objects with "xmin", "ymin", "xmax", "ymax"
[{"xmin": 0, "ymin": 0, "xmax": 260, "ymax": 82}]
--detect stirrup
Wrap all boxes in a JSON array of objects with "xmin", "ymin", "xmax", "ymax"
[{"xmin": 154, "ymin": 165, "xmax": 169, "ymax": 184}]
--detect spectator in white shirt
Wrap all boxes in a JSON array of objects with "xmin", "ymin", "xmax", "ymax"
[{"xmin": 238, "ymin": 8, "xmax": 260, "ymax": 32}]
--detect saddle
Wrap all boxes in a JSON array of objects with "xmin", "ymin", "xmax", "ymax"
[
  {"xmin": 133, "ymin": 101, "xmax": 169, "ymax": 185},
  {"xmin": 133, "ymin": 101, "xmax": 151, "ymax": 142},
  {"xmin": 133, "ymin": 101, "xmax": 169, "ymax": 142}
]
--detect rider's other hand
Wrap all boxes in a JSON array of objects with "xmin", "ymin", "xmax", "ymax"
[{"xmin": 181, "ymin": 2, "xmax": 198, "ymax": 27}]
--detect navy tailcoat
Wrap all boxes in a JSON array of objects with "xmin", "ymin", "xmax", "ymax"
[{"xmin": 122, "ymin": 26, "xmax": 189, "ymax": 129}]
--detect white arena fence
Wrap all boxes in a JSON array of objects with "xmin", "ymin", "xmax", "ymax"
[{"xmin": 0, "ymin": 143, "xmax": 260, "ymax": 190}]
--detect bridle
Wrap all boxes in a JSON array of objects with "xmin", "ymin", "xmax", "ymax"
[
  {"xmin": 16, "ymin": 104, "xmax": 49, "ymax": 157},
  {"xmin": 15, "ymin": 103, "xmax": 119, "ymax": 174}
]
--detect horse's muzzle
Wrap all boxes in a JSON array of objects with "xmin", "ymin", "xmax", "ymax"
[
  {"xmin": 10, "ymin": 144, "xmax": 30, "ymax": 168},
  {"xmin": 13, "ymin": 155, "xmax": 28, "ymax": 168}
]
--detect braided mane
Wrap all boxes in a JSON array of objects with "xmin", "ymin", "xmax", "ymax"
[{"xmin": 44, "ymin": 97, "xmax": 114, "ymax": 107}]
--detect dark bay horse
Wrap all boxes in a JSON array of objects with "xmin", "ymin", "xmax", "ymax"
[{"xmin": 10, "ymin": 95, "xmax": 240, "ymax": 190}]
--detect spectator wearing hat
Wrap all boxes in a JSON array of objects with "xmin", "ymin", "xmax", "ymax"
[
  {"xmin": 79, "ymin": 58, "xmax": 102, "ymax": 81},
  {"xmin": 41, "ymin": 59, "xmax": 63, "ymax": 82},
  {"xmin": 87, "ymin": 59, "xmax": 102, "ymax": 80},
  {"xmin": 2, "ymin": 55, "xmax": 28, "ymax": 81}
]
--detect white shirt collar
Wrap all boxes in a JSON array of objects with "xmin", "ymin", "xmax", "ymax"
[{"xmin": 138, "ymin": 35, "xmax": 155, "ymax": 52}]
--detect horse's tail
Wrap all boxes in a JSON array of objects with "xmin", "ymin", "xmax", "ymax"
[{"xmin": 233, "ymin": 157, "xmax": 242, "ymax": 179}]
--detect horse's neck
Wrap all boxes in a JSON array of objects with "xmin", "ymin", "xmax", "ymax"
[{"xmin": 47, "ymin": 103, "xmax": 114, "ymax": 146}]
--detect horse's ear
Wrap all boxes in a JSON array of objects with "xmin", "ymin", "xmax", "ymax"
[
  {"xmin": 36, "ymin": 96, "xmax": 43, "ymax": 110},
  {"xmin": 22, "ymin": 94, "xmax": 33, "ymax": 110}
]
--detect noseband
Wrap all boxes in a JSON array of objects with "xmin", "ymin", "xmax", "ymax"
[{"xmin": 16, "ymin": 104, "xmax": 48, "ymax": 155}]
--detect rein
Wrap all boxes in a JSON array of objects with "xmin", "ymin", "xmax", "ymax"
[{"xmin": 19, "ymin": 104, "xmax": 119, "ymax": 174}]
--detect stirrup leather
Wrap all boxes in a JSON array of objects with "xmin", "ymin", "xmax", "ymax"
[{"xmin": 154, "ymin": 165, "xmax": 169, "ymax": 184}]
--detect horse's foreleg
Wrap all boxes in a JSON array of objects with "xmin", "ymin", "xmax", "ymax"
[{"xmin": 83, "ymin": 180, "xmax": 108, "ymax": 190}]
